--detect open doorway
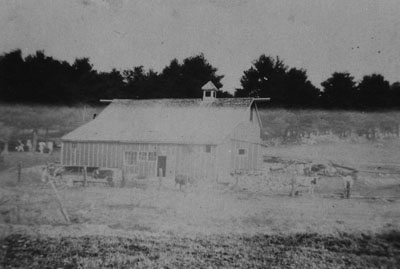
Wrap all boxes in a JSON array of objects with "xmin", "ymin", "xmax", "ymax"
[{"xmin": 157, "ymin": 156, "xmax": 166, "ymax": 177}]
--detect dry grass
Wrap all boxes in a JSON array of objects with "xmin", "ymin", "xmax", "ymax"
[
  {"xmin": 259, "ymin": 108, "xmax": 400, "ymax": 142},
  {"xmin": 0, "ymin": 103, "xmax": 105, "ymax": 137},
  {"xmin": 1, "ymin": 232, "xmax": 399, "ymax": 268}
]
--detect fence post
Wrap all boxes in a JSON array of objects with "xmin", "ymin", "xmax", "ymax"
[
  {"xmin": 120, "ymin": 168, "xmax": 126, "ymax": 188},
  {"xmin": 346, "ymin": 181, "xmax": 351, "ymax": 199},
  {"xmin": 83, "ymin": 166, "xmax": 87, "ymax": 187},
  {"xmin": 17, "ymin": 162, "xmax": 22, "ymax": 183},
  {"xmin": 290, "ymin": 176, "xmax": 296, "ymax": 197},
  {"xmin": 158, "ymin": 168, "xmax": 163, "ymax": 189}
]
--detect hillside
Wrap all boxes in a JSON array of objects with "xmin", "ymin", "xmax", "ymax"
[{"xmin": 259, "ymin": 109, "xmax": 400, "ymax": 144}]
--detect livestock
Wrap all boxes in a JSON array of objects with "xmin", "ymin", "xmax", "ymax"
[
  {"xmin": 26, "ymin": 140, "xmax": 32, "ymax": 152},
  {"xmin": 175, "ymin": 174, "xmax": 193, "ymax": 190},
  {"xmin": 38, "ymin": 142, "xmax": 46, "ymax": 154},
  {"xmin": 47, "ymin": 141, "xmax": 54, "ymax": 155},
  {"xmin": 93, "ymin": 169, "xmax": 115, "ymax": 187},
  {"xmin": 15, "ymin": 140, "xmax": 24, "ymax": 152},
  {"xmin": 292, "ymin": 175, "xmax": 319, "ymax": 196},
  {"xmin": 341, "ymin": 173, "xmax": 357, "ymax": 198}
]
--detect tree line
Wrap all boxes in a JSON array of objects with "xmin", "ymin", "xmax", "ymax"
[
  {"xmin": 239, "ymin": 55, "xmax": 400, "ymax": 110},
  {"xmin": 0, "ymin": 49, "xmax": 229, "ymax": 105},
  {"xmin": 0, "ymin": 49, "xmax": 399, "ymax": 110}
]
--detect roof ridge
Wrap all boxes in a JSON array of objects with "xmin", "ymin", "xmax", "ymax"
[{"xmin": 112, "ymin": 97, "xmax": 253, "ymax": 101}]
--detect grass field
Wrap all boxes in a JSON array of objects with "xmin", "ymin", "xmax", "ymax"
[
  {"xmin": 259, "ymin": 108, "xmax": 400, "ymax": 143},
  {"xmin": 0, "ymin": 104, "xmax": 105, "ymax": 150}
]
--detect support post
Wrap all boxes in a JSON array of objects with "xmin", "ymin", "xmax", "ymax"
[
  {"xmin": 120, "ymin": 168, "xmax": 126, "ymax": 188},
  {"xmin": 290, "ymin": 176, "xmax": 296, "ymax": 197},
  {"xmin": 346, "ymin": 181, "xmax": 351, "ymax": 199},
  {"xmin": 158, "ymin": 168, "xmax": 163, "ymax": 189},
  {"xmin": 83, "ymin": 166, "xmax": 87, "ymax": 187}
]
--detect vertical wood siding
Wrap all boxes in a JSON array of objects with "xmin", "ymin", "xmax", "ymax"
[
  {"xmin": 61, "ymin": 139, "xmax": 261, "ymax": 180},
  {"xmin": 228, "ymin": 140, "xmax": 261, "ymax": 173},
  {"xmin": 62, "ymin": 141, "xmax": 217, "ymax": 180}
]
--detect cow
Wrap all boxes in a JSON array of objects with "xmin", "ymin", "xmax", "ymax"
[
  {"xmin": 341, "ymin": 173, "xmax": 357, "ymax": 198},
  {"xmin": 93, "ymin": 169, "xmax": 115, "ymax": 187},
  {"xmin": 15, "ymin": 140, "xmax": 24, "ymax": 152},
  {"xmin": 175, "ymin": 174, "xmax": 193, "ymax": 190},
  {"xmin": 292, "ymin": 175, "xmax": 319, "ymax": 196}
]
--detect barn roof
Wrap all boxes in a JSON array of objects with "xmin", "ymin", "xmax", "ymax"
[{"xmin": 62, "ymin": 98, "xmax": 256, "ymax": 144}]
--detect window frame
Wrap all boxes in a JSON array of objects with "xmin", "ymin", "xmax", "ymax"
[
  {"xmin": 139, "ymin": 151, "xmax": 147, "ymax": 161},
  {"xmin": 205, "ymin": 145, "xmax": 212, "ymax": 153},
  {"xmin": 238, "ymin": 148, "xmax": 247, "ymax": 156},
  {"xmin": 148, "ymin": 152, "xmax": 157, "ymax": 161},
  {"xmin": 124, "ymin": 151, "xmax": 137, "ymax": 165}
]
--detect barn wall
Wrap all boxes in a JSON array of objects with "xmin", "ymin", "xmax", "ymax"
[
  {"xmin": 61, "ymin": 141, "xmax": 217, "ymax": 180},
  {"xmin": 230, "ymin": 140, "xmax": 261, "ymax": 172},
  {"xmin": 215, "ymin": 139, "xmax": 262, "ymax": 180},
  {"xmin": 173, "ymin": 144, "xmax": 217, "ymax": 180},
  {"xmin": 216, "ymin": 119, "xmax": 263, "ymax": 176},
  {"xmin": 61, "ymin": 141, "xmax": 121, "ymax": 168},
  {"xmin": 215, "ymin": 140, "xmax": 231, "ymax": 180}
]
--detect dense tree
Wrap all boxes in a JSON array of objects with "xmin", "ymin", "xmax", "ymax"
[
  {"xmin": 235, "ymin": 55, "xmax": 286, "ymax": 99},
  {"xmin": 0, "ymin": 49, "xmax": 25, "ymax": 102},
  {"xmin": 390, "ymin": 82, "xmax": 400, "ymax": 108},
  {"xmin": 1, "ymin": 48, "xmax": 399, "ymax": 110},
  {"xmin": 122, "ymin": 54, "xmax": 227, "ymax": 99},
  {"xmin": 157, "ymin": 54, "xmax": 225, "ymax": 98},
  {"xmin": 122, "ymin": 66, "xmax": 162, "ymax": 99},
  {"xmin": 358, "ymin": 74, "xmax": 391, "ymax": 109},
  {"xmin": 0, "ymin": 50, "xmax": 125, "ymax": 105},
  {"xmin": 320, "ymin": 72, "xmax": 357, "ymax": 109},
  {"xmin": 284, "ymin": 68, "xmax": 320, "ymax": 108},
  {"xmin": 235, "ymin": 55, "xmax": 319, "ymax": 108}
]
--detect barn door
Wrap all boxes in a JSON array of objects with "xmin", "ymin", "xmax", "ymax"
[{"xmin": 157, "ymin": 156, "xmax": 166, "ymax": 177}]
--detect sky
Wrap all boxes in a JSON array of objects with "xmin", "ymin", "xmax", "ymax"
[{"xmin": 0, "ymin": 0, "xmax": 399, "ymax": 93}]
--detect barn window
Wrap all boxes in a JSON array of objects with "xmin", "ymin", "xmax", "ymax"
[
  {"xmin": 205, "ymin": 145, "xmax": 211, "ymax": 153},
  {"xmin": 124, "ymin": 152, "xmax": 137, "ymax": 165},
  {"xmin": 238, "ymin": 149, "xmax": 246, "ymax": 155},
  {"xmin": 148, "ymin": 152, "xmax": 156, "ymax": 161},
  {"xmin": 139, "ymin": 152, "xmax": 147, "ymax": 161}
]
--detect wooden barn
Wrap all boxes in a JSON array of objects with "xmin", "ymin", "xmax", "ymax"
[{"xmin": 61, "ymin": 82, "xmax": 267, "ymax": 181}]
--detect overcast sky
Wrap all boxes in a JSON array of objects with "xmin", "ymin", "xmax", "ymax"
[{"xmin": 1, "ymin": 0, "xmax": 399, "ymax": 92}]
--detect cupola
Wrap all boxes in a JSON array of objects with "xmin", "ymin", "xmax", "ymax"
[{"xmin": 201, "ymin": 81, "xmax": 217, "ymax": 101}]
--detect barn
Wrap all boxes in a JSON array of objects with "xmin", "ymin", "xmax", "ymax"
[{"xmin": 61, "ymin": 82, "xmax": 267, "ymax": 182}]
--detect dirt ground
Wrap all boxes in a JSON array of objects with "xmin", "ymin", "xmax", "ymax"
[{"xmin": 0, "ymin": 141, "xmax": 400, "ymax": 268}]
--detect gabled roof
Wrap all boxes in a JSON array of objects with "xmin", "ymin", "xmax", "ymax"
[
  {"xmin": 201, "ymin": 81, "xmax": 218, "ymax": 91},
  {"xmin": 62, "ymin": 98, "xmax": 256, "ymax": 144}
]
